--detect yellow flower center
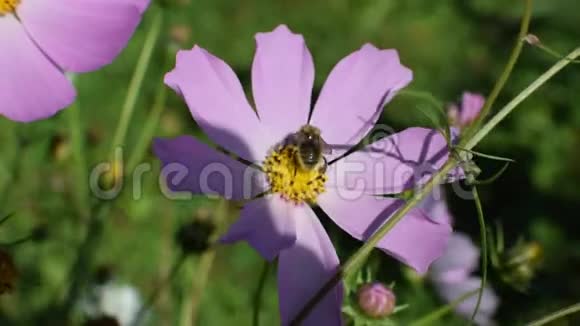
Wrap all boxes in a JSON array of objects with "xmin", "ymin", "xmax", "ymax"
[
  {"xmin": 0, "ymin": 0, "xmax": 20, "ymax": 15},
  {"xmin": 263, "ymin": 145, "xmax": 327, "ymax": 205}
]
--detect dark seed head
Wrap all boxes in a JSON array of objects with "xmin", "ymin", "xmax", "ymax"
[{"xmin": 175, "ymin": 217, "xmax": 215, "ymax": 255}]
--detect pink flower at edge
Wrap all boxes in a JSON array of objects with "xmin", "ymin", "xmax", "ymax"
[
  {"xmin": 154, "ymin": 25, "xmax": 453, "ymax": 325},
  {"xmin": 423, "ymin": 184, "xmax": 499, "ymax": 324},
  {"xmin": 0, "ymin": 0, "xmax": 150, "ymax": 122},
  {"xmin": 448, "ymin": 92, "xmax": 486, "ymax": 129}
]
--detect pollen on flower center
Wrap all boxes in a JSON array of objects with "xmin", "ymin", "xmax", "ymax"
[
  {"xmin": 0, "ymin": 0, "xmax": 20, "ymax": 15},
  {"xmin": 263, "ymin": 145, "xmax": 328, "ymax": 205}
]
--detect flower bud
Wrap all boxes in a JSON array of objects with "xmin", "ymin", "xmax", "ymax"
[
  {"xmin": 356, "ymin": 283, "xmax": 396, "ymax": 318},
  {"xmin": 175, "ymin": 211, "xmax": 215, "ymax": 254},
  {"xmin": 0, "ymin": 249, "xmax": 18, "ymax": 295}
]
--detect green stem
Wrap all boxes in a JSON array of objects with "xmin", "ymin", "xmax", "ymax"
[
  {"xmin": 109, "ymin": 10, "xmax": 163, "ymax": 160},
  {"xmin": 253, "ymin": 262, "xmax": 270, "ymax": 326},
  {"xmin": 181, "ymin": 199, "xmax": 229, "ymax": 326},
  {"xmin": 462, "ymin": 0, "xmax": 533, "ymax": 140},
  {"xmin": 470, "ymin": 187, "xmax": 487, "ymax": 323},
  {"xmin": 134, "ymin": 253, "xmax": 187, "ymax": 326},
  {"xmin": 67, "ymin": 101, "xmax": 90, "ymax": 218},
  {"xmin": 61, "ymin": 202, "xmax": 111, "ymax": 315},
  {"xmin": 127, "ymin": 78, "xmax": 168, "ymax": 172},
  {"xmin": 463, "ymin": 46, "xmax": 580, "ymax": 150},
  {"xmin": 526, "ymin": 302, "xmax": 580, "ymax": 326},
  {"xmin": 409, "ymin": 289, "xmax": 480, "ymax": 326},
  {"xmin": 534, "ymin": 43, "xmax": 580, "ymax": 64}
]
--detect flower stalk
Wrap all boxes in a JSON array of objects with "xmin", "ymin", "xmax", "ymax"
[
  {"xmin": 526, "ymin": 302, "xmax": 580, "ymax": 326},
  {"xmin": 461, "ymin": 0, "xmax": 533, "ymax": 140},
  {"xmin": 110, "ymin": 9, "xmax": 164, "ymax": 160},
  {"xmin": 67, "ymin": 101, "xmax": 90, "ymax": 219}
]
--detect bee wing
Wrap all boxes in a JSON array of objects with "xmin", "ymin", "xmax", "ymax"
[{"xmin": 321, "ymin": 138, "xmax": 333, "ymax": 154}]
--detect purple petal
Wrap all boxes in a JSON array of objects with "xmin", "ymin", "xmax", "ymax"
[
  {"xmin": 220, "ymin": 196, "xmax": 298, "ymax": 261},
  {"xmin": 153, "ymin": 136, "xmax": 265, "ymax": 200},
  {"xmin": 434, "ymin": 277, "xmax": 499, "ymax": 325},
  {"xmin": 459, "ymin": 92, "xmax": 485, "ymax": 127},
  {"xmin": 278, "ymin": 207, "xmax": 343, "ymax": 325},
  {"xmin": 310, "ymin": 44, "xmax": 412, "ymax": 148},
  {"xmin": 252, "ymin": 25, "xmax": 314, "ymax": 141},
  {"xmin": 0, "ymin": 16, "xmax": 75, "ymax": 122},
  {"xmin": 419, "ymin": 185, "xmax": 453, "ymax": 226},
  {"xmin": 429, "ymin": 233, "xmax": 480, "ymax": 283},
  {"xmin": 328, "ymin": 127, "xmax": 450, "ymax": 195},
  {"xmin": 18, "ymin": 0, "xmax": 143, "ymax": 73},
  {"xmin": 164, "ymin": 46, "xmax": 271, "ymax": 162},
  {"xmin": 118, "ymin": 0, "xmax": 151, "ymax": 14},
  {"xmin": 317, "ymin": 189, "xmax": 451, "ymax": 273}
]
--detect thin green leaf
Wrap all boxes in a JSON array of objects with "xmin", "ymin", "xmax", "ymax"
[
  {"xmin": 455, "ymin": 147, "xmax": 515, "ymax": 162},
  {"xmin": 473, "ymin": 161, "xmax": 512, "ymax": 185}
]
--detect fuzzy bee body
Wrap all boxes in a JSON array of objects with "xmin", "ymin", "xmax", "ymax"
[{"xmin": 288, "ymin": 125, "xmax": 331, "ymax": 173}]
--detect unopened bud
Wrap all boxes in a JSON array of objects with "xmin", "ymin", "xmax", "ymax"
[
  {"xmin": 524, "ymin": 34, "xmax": 541, "ymax": 46},
  {"xmin": 175, "ymin": 216, "xmax": 215, "ymax": 254},
  {"xmin": 357, "ymin": 283, "xmax": 396, "ymax": 318}
]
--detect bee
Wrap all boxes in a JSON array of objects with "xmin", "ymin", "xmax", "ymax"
[{"xmin": 287, "ymin": 125, "xmax": 332, "ymax": 173}]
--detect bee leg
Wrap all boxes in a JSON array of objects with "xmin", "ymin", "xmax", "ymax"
[
  {"xmin": 319, "ymin": 157, "xmax": 328, "ymax": 174},
  {"xmin": 307, "ymin": 158, "xmax": 328, "ymax": 186},
  {"xmin": 290, "ymin": 165, "xmax": 297, "ymax": 186}
]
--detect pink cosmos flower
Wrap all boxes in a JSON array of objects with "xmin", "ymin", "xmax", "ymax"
[
  {"xmin": 0, "ymin": 0, "xmax": 150, "ymax": 122},
  {"xmin": 448, "ymin": 92, "xmax": 486, "ymax": 129},
  {"xmin": 154, "ymin": 25, "xmax": 453, "ymax": 325},
  {"xmin": 429, "ymin": 233, "xmax": 499, "ymax": 326}
]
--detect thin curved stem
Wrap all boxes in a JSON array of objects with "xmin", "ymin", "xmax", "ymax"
[
  {"xmin": 409, "ymin": 289, "xmax": 480, "ymax": 326},
  {"xmin": 462, "ymin": 0, "xmax": 533, "ymax": 140},
  {"xmin": 526, "ymin": 302, "xmax": 580, "ymax": 326},
  {"xmin": 253, "ymin": 262, "xmax": 271, "ymax": 326},
  {"xmin": 463, "ymin": 46, "xmax": 580, "ymax": 150},
  {"xmin": 133, "ymin": 253, "xmax": 187, "ymax": 326},
  {"xmin": 109, "ymin": 10, "xmax": 163, "ymax": 160},
  {"xmin": 126, "ymin": 81, "xmax": 168, "ymax": 172},
  {"xmin": 470, "ymin": 187, "xmax": 488, "ymax": 322},
  {"xmin": 67, "ymin": 101, "xmax": 90, "ymax": 218}
]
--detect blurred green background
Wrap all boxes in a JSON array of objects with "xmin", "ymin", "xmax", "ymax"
[{"xmin": 1, "ymin": 0, "xmax": 579, "ymax": 325}]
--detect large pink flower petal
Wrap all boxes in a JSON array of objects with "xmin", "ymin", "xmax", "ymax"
[
  {"xmin": 0, "ymin": 16, "xmax": 75, "ymax": 122},
  {"xmin": 165, "ymin": 46, "xmax": 271, "ymax": 162},
  {"xmin": 18, "ymin": 0, "xmax": 144, "ymax": 73},
  {"xmin": 278, "ymin": 208, "xmax": 343, "ymax": 325},
  {"xmin": 328, "ymin": 127, "xmax": 450, "ymax": 195},
  {"xmin": 220, "ymin": 196, "xmax": 298, "ymax": 261},
  {"xmin": 153, "ymin": 136, "xmax": 265, "ymax": 200},
  {"xmin": 310, "ymin": 44, "xmax": 412, "ymax": 148},
  {"xmin": 251, "ymin": 25, "xmax": 314, "ymax": 141},
  {"xmin": 317, "ymin": 189, "xmax": 451, "ymax": 273}
]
